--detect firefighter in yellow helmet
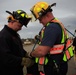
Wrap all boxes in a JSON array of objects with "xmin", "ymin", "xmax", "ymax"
[
  {"xmin": 0, "ymin": 10, "xmax": 34, "ymax": 75},
  {"xmin": 27, "ymin": 1, "xmax": 74, "ymax": 75}
]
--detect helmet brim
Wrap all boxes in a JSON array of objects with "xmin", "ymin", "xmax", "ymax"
[
  {"xmin": 23, "ymin": 18, "xmax": 31, "ymax": 27},
  {"xmin": 50, "ymin": 3, "xmax": 56, "ymax": 7}
]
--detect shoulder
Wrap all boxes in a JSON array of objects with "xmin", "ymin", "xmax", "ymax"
[
  {"xmin": 45, "ymin": 22, "xmax": 62, "ymax": 33},
  {"xmin": 0, "ymin": 27, "xmax": 11, "ymax": 38},
  {"xmin": 47, "ymin": 22, "xmax": 62, "ymax": 29}
]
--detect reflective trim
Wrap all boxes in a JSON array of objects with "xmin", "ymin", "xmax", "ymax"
[
  {"xmin": 50, "ymin": 44, "xmax": 64, "ymax": 54},
  {"xmin": 39, "ymin": 57, "xmax": 45, "ymax": 65},
  {"xmin": 65, "ymin": 50, "xmax": 70, "ymax": 59},
  {"xmin": 63, "ymin": 39, "xmax": 74, "ymax": 61},
  {"xmin": 35, "ymin": 57, "xmax": 39, "ymax": 63},
  {"xmin": 50, "ymin": 50, "xmax": 63, "ymax": 54},
  {"xmin": 38, "ymin": 57, "xmax": 48, "ymax": 65}
]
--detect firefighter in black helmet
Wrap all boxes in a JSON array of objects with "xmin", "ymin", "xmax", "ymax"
[
  {"xmin": 0, "ymin": 10, "xmax": 34, "ymax": 75},
  {"xmin": 6, "ymin": 10, "xmax": 31, "ymax": 27}
]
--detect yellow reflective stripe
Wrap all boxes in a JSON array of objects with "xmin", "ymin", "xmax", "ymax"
[
  {"xmin": 53, "ymin": 18, "xmax": 67, "ymax": 43},
  {"xmin": 17, "ymin": 10, "xmax": 21, "ymax": 13},
  {"xmin": 63, "ymin": 53, "xmax": 67, "ymax": 61},
  {"xmin": 63, "ymin": 46, "xmax": 74, "ymax": 62},
  {"xmin": 61, "ymin": 30, "xmax": 65, "ymax": 43},
  {"xmin": 21, "ymin": 14, "xmax": 25, "ymax": 17},
  {"xmin": 44, "ymin": 57, "xmax": 48, "ymax": 65},
  {"xmin": 46, "ymin": 23, "xmax": 50, "ymax": 26},
  {"xmin": 47, "ymin": 19, "xmax": 65, "ymax": 43},
  {"xmin": 35, "ymin": 57, "xmax": 48, "ymax": 65},
  {"xmin": 41, "ymin": 30, "xmax": 44, "ymax": 38},
  {"xmin": 35, "ymin": 57, "xmax": 39, "ymax": 63},
  {"xmin": 68, "ymin": 46, "xmax": 74, "ymax": 57}
]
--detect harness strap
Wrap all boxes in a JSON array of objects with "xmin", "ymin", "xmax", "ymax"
[{"xmin": 51, "ymin": 18, "xmax": 67, "ymax": 38}]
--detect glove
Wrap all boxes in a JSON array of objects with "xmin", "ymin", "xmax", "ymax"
[{"xmin": 21, "ymin": 57, "xmax": 34, "ymax": 67}]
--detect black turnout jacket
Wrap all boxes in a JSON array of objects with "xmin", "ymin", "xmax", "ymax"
[{"xmin": 0, "ymin": 25, "xmax": 26, "ymax": 75}]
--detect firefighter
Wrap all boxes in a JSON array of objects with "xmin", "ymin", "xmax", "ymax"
[
  {"xmin": 27, "ymin": 1, "xmax": 74, "ymax": 75},
  {"xmin": 0, "ymin": 10, "xmax": 34, "ymax": 75}
]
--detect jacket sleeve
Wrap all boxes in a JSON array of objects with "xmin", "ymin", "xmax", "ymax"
[{"xmin": 0, "ymin": 36, "xmax": 23, "ymax": 67}]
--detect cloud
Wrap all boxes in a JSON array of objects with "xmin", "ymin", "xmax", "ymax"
[
  {"xmin": 59, "ymin": 15, "xmax": 76, "ymax": 37},
  {"xmin": 0, "ymin": 0, "xmax": 76, "ymax": 38}
]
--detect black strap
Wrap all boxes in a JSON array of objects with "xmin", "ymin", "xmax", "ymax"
[{"xmin": 63, "ymin": 38, "xmax": 69, "ymax": 52}]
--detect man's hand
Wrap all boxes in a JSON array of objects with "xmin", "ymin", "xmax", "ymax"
[
  {"xmin": 35, "ymin": 35, "xmax": 40, "ymax": 41},
  {"xmin": 21, "ymin": 57, "xmax": 34, "ymax": 67}
]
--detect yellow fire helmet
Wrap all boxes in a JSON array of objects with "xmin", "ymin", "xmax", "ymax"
[
  {"xmin": 30, "ymin": 1, "xmax": 56, "ymax": 20},
  {"xmin": 6, "ymin": 10, "xmax": 32, "ymax": 27}
]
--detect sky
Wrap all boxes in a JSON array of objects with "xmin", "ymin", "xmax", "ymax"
[{"xmin": 0, "ymin": 0, "xmax": 76, "ymax": 39}]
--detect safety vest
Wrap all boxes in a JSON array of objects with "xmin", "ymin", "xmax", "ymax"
[
  {"xmin": 50, "ymin": 18, "xmax": 74, "ymax": 61},
  {"xmin": 35, "ymin": 18, "xmax": 74, "ymax": 65}
]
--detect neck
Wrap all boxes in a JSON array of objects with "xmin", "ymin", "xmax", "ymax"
[
  {"xmin": 49, "ymin": 12, "xmax": 55, "ymax": 21},
  {"xmin": 47, "ymin": 12, "xmax": 55, "ymax": 22},
  {"xmin": 7, "ymin": 22, "xmax": 15, "ymax": 31}
]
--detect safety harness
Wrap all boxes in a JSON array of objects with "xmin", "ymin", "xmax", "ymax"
[{"xmin": 35, "ymin": 18, "xmax": 74, "ymax": 75}]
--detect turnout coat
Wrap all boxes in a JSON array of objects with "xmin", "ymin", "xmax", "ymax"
[{"xmin": 0, "ymin": 25, "xmax": 26, "ymax": 75}]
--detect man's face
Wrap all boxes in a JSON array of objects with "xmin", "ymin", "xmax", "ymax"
[
  {"xmin": 38, "ymin": 14, "xmax": 48, "ymax": 26},
  {"xmin": 12, "ymin": 21, "xmax": 23, "ymax": 32}
]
